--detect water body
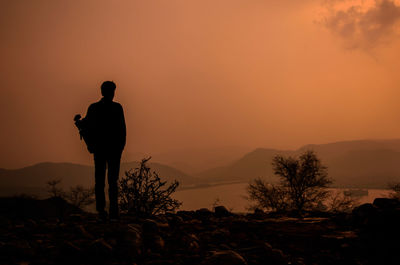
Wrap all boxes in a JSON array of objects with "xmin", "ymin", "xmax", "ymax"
[
  {"xmin": 173, "ymin": 183, "xmax": 391, "ymax": 212},
  {"xmin": 0, "ymin": 183, "xmax": 391, "ymax": 213}
]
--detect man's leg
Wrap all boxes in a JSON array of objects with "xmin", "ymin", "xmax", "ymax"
[
  {"xmin": 108, "ymin": 152, "xmax": 121, "ymax": 219},
  {"xmin": 94, "ymin": 153, "xmax": 107, "ymax": 216}
]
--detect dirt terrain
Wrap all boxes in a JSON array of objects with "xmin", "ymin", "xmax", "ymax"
[{"xmin": 0, "ymin": 197, "xmax": 399, "ymax": 265}]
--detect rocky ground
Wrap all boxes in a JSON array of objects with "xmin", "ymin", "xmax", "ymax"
[{"xmin": 1, "ymin": 197, "xmax": 400, "ymax": 265}]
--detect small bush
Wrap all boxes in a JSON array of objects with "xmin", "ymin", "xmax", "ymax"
[
  {"xmin": 65, "ymin": 185, "xmax": 95, "ymax": 209},
  {"xmin": 45, "ymin": 179, "xmax": 94, "ymax": 210},
  {"xmin": 118, "ymin": 157, "xmax": 181, "ymax": 217},
  {"xmin": 327, "ymin": 190, "xmax": 359, "ymax": 213},
  {"xmin": 46, "ymin": 179, "xmax": 65, "ymax": 198},
  {"xmin": 389, "ymin": 183, "xmax": 400, "ymax": 200},
  {"xmin": 247, "ymin": 178, "xmax": 289, "ymax": 212},
  {"xmin": 247, "ymin": 150, "xmax": 332, "ymax": 214}
]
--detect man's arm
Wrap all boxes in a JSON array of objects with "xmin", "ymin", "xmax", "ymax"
[
  {"xmin": 119, "ymin": 105, "xmax": 126, "ymax": 151},
  {"xmin": 83, "ymin": 104, "xmax": 94, "ymax": 124}
]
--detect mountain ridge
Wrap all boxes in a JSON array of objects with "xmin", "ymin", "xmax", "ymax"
[
  {"xmin": 196, "ymin": 139, "xmax": 400, "ymax": 188},
  {"xmin": 0, "ymin": 161, "xmax": 195, "ymax": 197},
  {"xmin": 2, "ymin": 139, "xmax": 400, "ymax": 195}
]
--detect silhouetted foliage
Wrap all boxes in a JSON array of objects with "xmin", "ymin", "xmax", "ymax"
[
  {"xmin": 247, "ymin": 150, "xmax": 332, "ymax": 214},
  {"xmin": 388, "ymin": 183, "xmax": 400, "ymax": 200},
  {"xmin": 65, "ymin": 185, "xmax": 95, "ymax": 209},
  {"xmin": 46, "ymin": 179, "xmax": 95, "ymax": 210},
  {"xmin": 247, "ymin": 178, "xmax": 289, "ymax": 212},
  {"xmin": 274, "ymin": 150, "xmax": 332, "ymax": 213},
  {"xmin": 328, "ymin": 190, "xmax": 359, "ymax": 213},
  {"xmin": 46, "ymin": 179, "xmax": 64, "ymax": 198},
  {"xmin": 119, "ymin": 157, "xmax": 181, "ymax": 217}
]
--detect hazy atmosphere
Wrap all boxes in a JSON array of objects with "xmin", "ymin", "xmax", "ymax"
[
  {"xmin": 3, "ymin": 2, "xmax": 400, "ymax": 264},
  {"xmin": 1, "ymin": 0, "xmax": 400, "ymax": 169}
]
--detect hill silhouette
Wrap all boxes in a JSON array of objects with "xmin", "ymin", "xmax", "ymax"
[
  {"xmin": 124, "ymin": 146, "xmax": 252, "ymax": 175},
  {"xmin": 196, "ymin": 139, "xmax": 400, "ymax": 188},
  {"xmin": 2, "ymin": 139, "xmax": 400, "ymax": 195},
  {"xmin": 0, "ymin": 161, "xmax": 195, "ymax": 197}
]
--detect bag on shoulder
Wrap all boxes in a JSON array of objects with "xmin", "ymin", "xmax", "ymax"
[{"xmin": 74, "ymin": 114, "xmax": 94, "ymax": 153}]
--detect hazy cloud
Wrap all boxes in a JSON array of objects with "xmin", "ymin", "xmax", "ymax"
[{"xmin": 323, "ymin": 0, "xmax": 400, "ymax": 49}]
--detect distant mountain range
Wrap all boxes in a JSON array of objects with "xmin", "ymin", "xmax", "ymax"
[
  {"xmin": 124, "ymin": 145, "xmax": 252, "ymax": 175},
  {"xmin": 195, "ymin": 139, "xmax": 400, "ymax": 188},
  {"xmin": 1, "ymin": 139, "xmax": 400, "ymax": 196},
  {"xmin": 0, "ymin": 161, "xmax": 195, "ymax": 197}
]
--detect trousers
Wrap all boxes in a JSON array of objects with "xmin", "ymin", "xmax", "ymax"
[{"xmin": 93, "ymin": 151, "xmax": 122, "ymax": 215}]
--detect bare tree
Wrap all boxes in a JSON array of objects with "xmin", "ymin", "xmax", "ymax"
[
  {"xmin": 388, "ymin": 183, "xmax": 400, "ymax": 200},
  {"xmin": 328, "ymin": 190, "xmax": 359, "ymax": 213},
  {"xmin": 46, "ymin": 179, "xmax": 94, "ymax": 210},
  {"xmin": 46, "ymin": 179, "xmax": 65, "ymax": 198},
  {"xmin": 247, "ymin": 150, "xmax": 332, "ymax": 214},
  {"xmin": 247, "ymin": 178, "xmax": 289, "ymax": 212},
  {"xmin": 273, "ymin": 150, "xmax": 332, "ymax": 213},
  {"xmin": 65, "ymin": 185, "xmax": 95, "ymax": 209},
  {"xmin": 119, "ymin": 157, "xmax": 181, "ymax": 217}
]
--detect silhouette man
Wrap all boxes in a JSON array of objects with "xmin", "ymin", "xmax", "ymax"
[{"xmin": 78, "ymin": 81, "xmax": 126, "ymax": 221}]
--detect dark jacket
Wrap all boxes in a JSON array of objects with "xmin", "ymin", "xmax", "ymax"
[{"xmin": 82, "ymin": 98, "xmax": 126, "ymax": 154}]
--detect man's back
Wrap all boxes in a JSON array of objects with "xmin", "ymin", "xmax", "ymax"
[{"xmin": 85, "ymin": 98, "xmax": 126, "ymax": 153}]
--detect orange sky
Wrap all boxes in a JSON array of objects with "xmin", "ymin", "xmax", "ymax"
[{"xmin": 1, "ymin": 0, "xmax": 400, "ymax": 168}]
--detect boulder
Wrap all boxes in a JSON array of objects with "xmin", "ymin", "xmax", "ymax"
[
  {"xmin": 143, "ymin": 219, "xmax": 160, "ymax": 234},
  {"xmin": 373, "ymin": 198, "xmax": 400, "ymax": 209},
  {"xmin": 214, "ymin": 206, "xmax": 231, "ymax": 217},
  {"xmin": 352, "ymin": 203, "xmax": 377, "ymax": 226},
  {"xmin": 124, "ymin": 224, "xmax": 142, "ymax": 254},
  {"xmin": 89, "ymin": 238, "xmax": 113, "ymax": 256},
  {"xmin": 203, "ymin": 250, "xmax": 247, "ymax": 265},
  {"xmin": 238, "ymin": 243, "xmax": 287, "ymax": 265},
  {"xmin": 177, "ymin": 210, "xmax": 196, "ymax": 220},
  {"xmin": 145, "ymin": 234, "xmax": 165, "ymax": 252},
  {"xmin": 79, "ymin": 225, "xmax": 94, "ymax": 239},
  {"xmin": 181, "ymin": 233, "xmax": 201, "ymax": 252},
  {"xmin": 61, "ymin": 241, "xmax": 82, "ymax": 257},
  {"xmin": 167, "ymin": 215, "xmax": 184, "ymax": 227},
  {"xmin": 270, "ymin": 248, "xmax": 286, "ymax": 265},
  {"xmin": 196, "ymin": 208, "xmax": 214, "ymax": 217},
  {"xmin": 210, "ymin": 228, "xmax": 231, "ymax": 242}
]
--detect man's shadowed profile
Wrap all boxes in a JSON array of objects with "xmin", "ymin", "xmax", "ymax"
[{"xmin": 74, "ymin": 81, "xmax": 126, "ymax": 221}]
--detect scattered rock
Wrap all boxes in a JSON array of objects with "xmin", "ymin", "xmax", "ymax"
[
  {"xmin": 145, "ymin": 234, "xmax": 165, "ymax": 252},
  {"xmin": 143, "ymin": 219, "xmax": 160, "ymax": 234},
  {"xmin": 3, "ymin": 197, "xmax": 400, "ymax": 265},
  {"xmin": 89, "ymin": 238, "xmax": 113, "ymax": 256},
  {"xmin": 62, "ymin": 241, "xmax": 82, "ymax": 256},
  {"xmin": 181, "ymin": 233, "xmax": 201, "ymax": 252},
  {"xmin": 214, "ymin": 206, "xmax": 231, "ymax": 217},
  {"xmin": 196, "ymin": 208, "xmax": 214, "ymax": 218},
  {"xmin": 352, "ymin": 203, "xmax": 377, "ymax": 226},
  {"xmin": 238, "ymin": 243, "xmax": 287, "ymax": 265},
  {"xmin": 121, "ymin": 224, "xmax": 142, "ymax": 256},
  {"xmin": 373, "ymin": 198, "xmax": 400, "ymax": 209},
  {"xmin": 210, "ymin": 228, "xmax": 230, "ymax": 242},
  {"xmin": 203, "ymin": 250, "xmax": 247, "ymax": 265},
  {"xmin": 79, "ymin": 225, "xmax": 94, "ymax": 239},
  {"xmin": 144, "ymin": 260, "xmax": 176, "ymax": 265},
  {"xmin": 270, "ymin": 248, "xmax": 286, "ymax": 264},
  {"xmin": 167, "ymin": 215, "xmax": 184, "ymax": 227}
]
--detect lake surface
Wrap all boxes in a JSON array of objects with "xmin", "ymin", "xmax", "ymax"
[
  {"xmin": 173, "ymin": 183, "xmax": 391, "ymax": 212},
  {"xmin": 0, "ymin": 183, "xmax": 392, "ymax": 213}
]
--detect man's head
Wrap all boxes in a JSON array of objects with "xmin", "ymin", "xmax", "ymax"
[{"xmin": 101, "ymin": 81, "xmax": 116, "ymax": 101}]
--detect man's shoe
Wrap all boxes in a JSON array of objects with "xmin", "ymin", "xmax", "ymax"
[
  {"xmin": 98, "ymin": 211, "xmax": 108, "ymax": 223},
  {"xmin": 109, "ymin": 210, "xmax": 120, "ymax": 222},
  {"xmin": 109, "ymin": 213, "xmax": 119, "ymax": 223}
]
